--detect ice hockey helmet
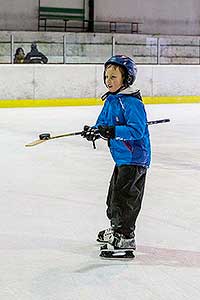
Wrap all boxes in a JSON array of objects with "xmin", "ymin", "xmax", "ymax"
[{"xmin": 104, "ymin": 55, "xmax": 137, "ymax": 86}]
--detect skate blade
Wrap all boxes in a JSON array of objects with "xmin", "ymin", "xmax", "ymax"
[{"xmin": 100, "ymin": 249, "xmax": 135, "ymax": 259}]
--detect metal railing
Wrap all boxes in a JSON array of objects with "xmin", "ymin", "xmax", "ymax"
[{"xmin": 0, "ymin": 34, "xmax": 200, "ymax": 64}]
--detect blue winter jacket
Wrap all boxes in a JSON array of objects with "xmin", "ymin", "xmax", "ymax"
[{"xmin": 95, "ymin": 88, "xmax": 151, "ymax": 167}]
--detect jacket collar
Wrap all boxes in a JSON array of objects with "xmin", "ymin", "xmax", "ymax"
[{"xmin": 101, "ymin": 87, "xmax": 142, "ymax": 101}]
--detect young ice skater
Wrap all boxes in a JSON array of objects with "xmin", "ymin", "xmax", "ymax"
[{"xmin": 82, "ymin": 55, "xmax": 151, "ymax": 257}]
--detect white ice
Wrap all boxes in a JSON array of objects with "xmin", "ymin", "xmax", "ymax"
[{"xmin": 0, "ymin": 103, "xmax": 200, "ymax": 300}]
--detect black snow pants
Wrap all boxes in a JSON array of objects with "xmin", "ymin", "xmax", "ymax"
[{"xmin": 106, "ymin": 165, "xmax": 147, "ymax": 238}]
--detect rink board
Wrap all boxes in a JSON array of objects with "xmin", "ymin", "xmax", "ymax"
[{"xmin": 0, "ymin": 95, "xmax": 200, "ymax": 108}]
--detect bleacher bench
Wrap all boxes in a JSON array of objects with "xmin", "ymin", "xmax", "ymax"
[{"xmin": 38, "ymin": 7, "xmax": 85, "ymax": 31}]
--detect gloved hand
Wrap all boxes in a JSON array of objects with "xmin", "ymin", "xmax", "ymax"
[
  {"xmin": 81, "ymin": 125, "xmax": 100, "ymax": 141},
  {"xmin": 98, "ymin": 125, "xmax": 115, "ymax": 139}
]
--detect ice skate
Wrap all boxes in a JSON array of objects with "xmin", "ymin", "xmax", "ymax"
[
  {"xmin": 97, "ymin": 227, "xmax": 114, "ymax": 243},
  {"xmin": 99, "ymin": 232, "xmax": 136, "ymax": 259}
]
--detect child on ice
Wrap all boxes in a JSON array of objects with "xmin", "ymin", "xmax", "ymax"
[{"xmin": 82, "ymin": 55, "xmax": 151, "ymax": 257}]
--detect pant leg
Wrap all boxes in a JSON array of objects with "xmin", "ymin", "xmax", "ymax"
[
  {"xmin": 106, "ymin": 165, "xmax": 147, "ymax": 238},
  {"xmin": 106, "ymin": 166, "xmax": 118, "ymax": 220}
]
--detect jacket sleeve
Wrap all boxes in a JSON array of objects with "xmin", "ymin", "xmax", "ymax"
[
  {"xmin": 115, "ymin": 97, "xmax": 147, "ymax": 141},
  {"xmin": 94, "ymin": 101, "xmax": 108, "ymax": 127}
]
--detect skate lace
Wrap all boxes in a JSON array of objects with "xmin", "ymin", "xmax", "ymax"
[
  {"xmin": 104, "ymin": 229, "xmax": 114, "ymax": 241},
  {"xmin": 104, "ymin": 228, "xmax": 113, "ymax": 236}
]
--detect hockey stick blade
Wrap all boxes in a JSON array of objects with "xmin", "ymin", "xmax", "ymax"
[
  {"xmin": 25, "ymin": 131, "xmax": 82, "ymax": 147},
  {"xmin": 25, "ymin": 139, "xmax": 49, "ymax": 147},
  {"xmin": 147, "ymin": 118, "xmax": 170, "ymax": 125},
  {"xmin": 25, "ymin": 118, "xmax": 170, "ymax": 147}
]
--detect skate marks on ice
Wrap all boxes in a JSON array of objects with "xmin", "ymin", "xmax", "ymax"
[
  {"xmin": 2, "ymin": 233, "xmax": 200, "ymax": 300},
  {"xmin": 0, "ymin": 232, "xmax": 135, "ymax": 266},
  {"xmin": 136, "ymin": 245, "xmax": 200, "ymax": 268},
  {"xmin": 0, "ymin": 234, "xmax": 135, "ymax": 285},
  {"xmin": 1, "ymin": 233, "xmax": 200, "ymax": 268},
  {"xmin": 12, "ymin": 242, "xmax": 199, "ymax": 300},
  {"xmin": 153, "ymin": 153, "xmax": 200, "ymax": 171},
  {"xmin": 0, "ymin": 233, "xmax": 98, "ymax": 257}
]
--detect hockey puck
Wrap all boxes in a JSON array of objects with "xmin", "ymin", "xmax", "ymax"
[{"xmin": 39, "ymin": 133, "xmax": 51, "ymax": 140}]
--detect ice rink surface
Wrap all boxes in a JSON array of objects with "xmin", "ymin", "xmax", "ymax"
[{"xmin": 0, "ymin": 103, "xmax": 200, "ymax": 300}]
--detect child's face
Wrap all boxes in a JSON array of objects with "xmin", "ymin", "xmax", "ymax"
[{"xmin": 105, "ymin": 65, "xmax": 124, "ymax": 93}]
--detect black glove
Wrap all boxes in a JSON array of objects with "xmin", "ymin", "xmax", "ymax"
[
  {"xmin": 98, "ymin": 125, "xmax": 115, "ymax": 139},
  {"xmin": 81, "ymin": 125, "xmax": 100, "ymax": 141}
]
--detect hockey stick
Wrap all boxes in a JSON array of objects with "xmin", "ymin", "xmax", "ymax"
[
  {"xmin": 147, "ymin": 118, "xmax": 170, "ymax": 125},
  {"xmin": 25, "ymin": 131, "xmax": 82, "ymax": 147},
  {"xmin": 25, "ymin": 118, "xmax": 170, "ymax": 147}
]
